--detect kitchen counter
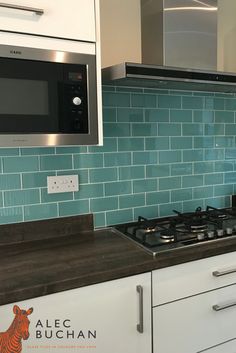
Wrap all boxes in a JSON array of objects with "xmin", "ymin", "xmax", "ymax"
[{"xmin": 1, "ymin": 214, "xmax": 236, "ymax": 305}]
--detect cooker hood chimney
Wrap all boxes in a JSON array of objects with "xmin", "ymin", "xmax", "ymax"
[{"xmin": 102, "ymin": 0, "xmax": 236, "ymax": 93}]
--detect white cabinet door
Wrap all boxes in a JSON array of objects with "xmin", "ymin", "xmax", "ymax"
[
  {"xmin": 201, "ymin": 340, "xmax": 236, "ymax": 353},
  {"xmin": 0, "ymin": 273, "xmax": 151, "ymax": 353},
  {"xmin": 0, "ymin": 0, "xmax": 96, "ymax": 42}
]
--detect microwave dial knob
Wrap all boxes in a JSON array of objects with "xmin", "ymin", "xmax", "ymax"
[{"xmin": 72, "ymin": 96, "xmax": 82, "ymax": 106}]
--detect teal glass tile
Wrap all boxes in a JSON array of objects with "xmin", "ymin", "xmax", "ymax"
[
  {"xmin": 183, "ymin": 150, "xmax": 203, "ymax": 162},
  {"xmin": 132, "ymin": 123, "xmax": 157, "ymax": 136},
  {"xmin": 215, "ymin": 111, "xmax": 234, "ymax": 123},
  {"xmin": 106, "ymin": 209, "xmax": 133, "ymax": 226},
  {"xmin": 4, "ymin": 189, "xmax": 40, "ymax": 207},
  {"xmin": 119, "ymin": 166, "xmax": 145, "ymax": 180},
  {"xmin": 0, "ymin": 194, "xmax": 3, "ymax": 207},
  {"xmin": 215, "ymin": 161, "xmax": 234, "ymax": 172},
  {"xmin": 158, "ymin": 123, "xmax": 181, "ymax": 136},
  {"xmin": 159, "ymin": 177, "xmax": 181, "ymax": 190},
  {"xmin": 0, "ymin": 174, "xmax": 21, "ymax": 190},
  {"xmin": 171, "ymin": 137, "xmax": 193, "ymax": 150},
  {"xmin": 22, "ymin": 171, "xmax": 55, "ymax": 188},
  {"xmin": 225, "ymin": 124, "xmax": 236, "ymax": 136},
  {"xmin": 159, "ymin": 202, "xmax": 183, "ymax": 217},
  {"xmin": 41, "ymin": 188, "xmax": 73, "ymax": 203},
  {"xmin": 158, "ymin": 95, "xmax": 181, "ymax": 108},
  {"xmin": 146, "ymin": 165, "xmax": 170, "ymax": 178},
  {"xmin": 145, "ymin": 109, "xmax": 169, "ymax": 122},
  {"xmin": 205, "ymin": 97, "xmax": 224, "ymax": 110},
  {"xmin": 204, "ymin": 173, "xmax": 223, "ymax": 185},
  {"xmin": 89, "ymin": 138, "xmax": 118, "ymax": 153},
  {"xmin": 215, "ymin": 137, "xmax": 234, "ymax": 148},
  {"xmin": 225, "ymin": 149, "xmax": 236, "ymax": 160},
  {"xmin": 104, "ymin": 152, "xmax": 131, "ymax": 167},
  {"xmin": 133, "ymin": 151, "xmax": 158, "ymax": 165},
  {"xmin": 0, "ymin": 148, "xmax": 19, "ymax": 156},
  {"xmin": 0, "ymin": 206, "xmax": 23, "ymax": 224},
  {"xmin": 224, "ymin": 172, "xmax": 236, "ymax": 184},
  {"xmin": 118, "ymin": 138, "xmax": 144, "ymax": 151},
  {"xmin": 117, "ymin": 87, "xmax": 143, "ymax": 93},
  {"xmin": 159, "ymin": 151, "xmax": 181, "ymax": 164},
  {"xmin": 182, "ymin": 123, "xmax": 204, "ymax": 136},
  {"xmin": 131, "ymin": 93, "xmax": 156, "ymax": 108},
  {"xmin": 193, "ymin": 110, "xmax": 214, "ymax": 123},
  {"xmin": 171, "ymin": 188, "xmax": 192, "ymax": 202},
  {"xmin": 56, "ymin": 146, "xmax": 87, "ymax": 154},
  {"xmin": 145, "ymin": 137, "xmax": 169, "ymax": 150},
  {"xmin": 74, "ymin": 183, "xmax": 104, "ymax": 199},
  {"xmin": 94, "ymin": 212, "xmax": 106, "ymax": 228},
  {"xmin": 102, "ymin": 92, "xmax": 130, "ymax": 107},
  {"xmin": 171, "ymin": 163, "xmax": 192, "ymax": 176},
  {"xmin": 133, "ymin": 179, "xmax": 157, "ymax": 193},
  {"xmin": 170, "ymin": 90, "xmax": 190, "ymax": 95},
  {"xmin": 146, "ymin": 191, "xmax": 170, "ymax": 205},
  {"xmin": 102, "ymin": 85, "xmax": 115, "ymax": 92},
  {"xmin": 103, "ymin": 123, "xmax": 131, "ymax": 137},
  {"xmin": 105, "ymin": 181, "xmax": 132, "ymax": 196},
  {"xmin": 58, "ymin": 200, "xmax": 89, "ymax": 217},
  {"xmin": 193, "ymin": 186, "xmax": 214, "ymax": 199},
  {"xmin": 205, "ymin": 124, "xmax": 224, "ymax": 135},
  {"xmin": 57, "ymin": 170, "xmax": 88, "ymax": 184},
  {"xmin": 144, "ymin": 88, "xmax": 168, "ymax": 94},
  {"xmin": 3, "ymin": 156, "xmax": 39, "ymax": 173},
  {"xmin": 182, "ymin": 96, "xmax": 204, "ymax": 109},
  {"xmin": 103, "ymin": 107, "xmax": 116, "ymax": 122},
  {"xmin": 183, "ymin": 200, "xmax": 204, "ymax": 212},
  {"xmin": 40, "ymin": 155, "xmax": 72, "ymax": 171},
  {"xmin": 215, "ymin": 92, "xmax": 234, "ymax": 98},
  {"xmin": 74, "ymin": 153, "xmax": 103, "ymax": 169},
  {"xmin": 134, "ymin": 205, "xmax": 159, "ymax": 219},
  {"xmin": 204, "ymin": 196, "xmax": 230, "ymax": 209},
  {"xmin": 170, "ymin": 110, "xmax": 192, "ymax": 122},
  {"xmin": 194, "ymin": 162, "xmax": 214, "ymax": 174},
  {"xmin": 214, "ymin": 184, "xmax": 234, "ymax": 197},
  {"xmin": 225, "ymin": 98, "xmax": 236, "ymax": 110},
  {"xmin": 193, "ymin": 92, "xmax": 214, "ymax": 97},
  {"xmin": 89, "ymin": 167, "xmax": 118, "ymax": 183},
  {"xmin": 117, "ymin": 108, "xmax": 144, "ymax": 122},
  {"xmin": 194, "ymin": 137, "xmax": 214, "ymax": 148},
  {"xmin": 182, "ymin": 175, "xmax": 204, "ymax": 187},
  {"xmin": 204, "ymin": 149, "xmax": 224, "ymax": 161},
  {"xmin": 119, "ymin": 194, "xmax": 145, "ymax": 208},
  {"xmin": 24, "ymin": 203, "xmax": 58, "ymax": 221},
  {"xmin": 90, "ymin": 197, "xmax": 118, "ymax": 212},
  {"xmin": 21, "ymin": 147, "xmax": 55, "ymax": 155}
]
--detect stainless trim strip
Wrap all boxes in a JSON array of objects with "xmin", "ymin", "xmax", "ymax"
[
  {"xmin": 0, "ymin": 2, "xmax": 44, "ymax": 15},
  {"xmin": 212, "ymin": 268, "xmax": 236, "ymax": 277},
  {"xmin": 212, "ymin": 301, "xmax": 236, "ymax": 311},
  {"xmin": 136, "ymin": 285, "xmax": 144, "ymax": 333}
]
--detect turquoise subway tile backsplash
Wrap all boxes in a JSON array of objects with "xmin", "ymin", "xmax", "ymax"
[{"xmin": 0, "ymin": 85, "xmax": 236, "ymax": 228}]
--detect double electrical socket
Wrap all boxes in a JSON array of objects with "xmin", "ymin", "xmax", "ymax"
[{"xmin": 47, "ymin": 175, "xmax": 79, "ymax": 194}]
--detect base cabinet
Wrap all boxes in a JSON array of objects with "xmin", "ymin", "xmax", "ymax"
[{"xmin": 0, "ymin": 273, "xmax": 151, "ymax": 353}]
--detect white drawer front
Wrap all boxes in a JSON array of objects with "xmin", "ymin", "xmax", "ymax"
[
  {"xmin": 153, "ymin": 251, "xmax": 236, "ymax": 305},
  {"xmin": 200, "ymin": 339, "xmax": 236, "ymax": 353},
  {"xmin": 0, "ymin": 0, "xmax": 96, "ymax": 42},
  {"xmin": 153, "ymin": 284, "xmax": 236, "ymax": 353}
]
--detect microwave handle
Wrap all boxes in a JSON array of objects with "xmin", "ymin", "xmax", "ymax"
[{"xmin": 0, "ymin": 2, "xmax": 44, "ymax": 15}]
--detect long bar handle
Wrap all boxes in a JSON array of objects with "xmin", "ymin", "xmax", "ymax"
[
  {"xmin": 0, "ymin": 2, "xmax": 44, "ymax": 15},
  {"xmin": 213, "ymin": 301, "xmax": 236, "ymax": 311},
  {"xmin": 212, "ymin": 268, "xmax": 236, "ymax": 277},
  {"xmin": 136, "ymin": 285, "xmax": 144, "ymax": 333}
]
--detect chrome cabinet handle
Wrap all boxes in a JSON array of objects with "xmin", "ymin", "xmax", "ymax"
[
  {"xmin": 136, "ymin": 285, "xmax": 144, "ymax": 333},
  {"xmin": 212, "ymin": 268, "xmax": 236, "ymax": 277},
  {"xmin": 213, "ymin": 301, "xmax": 236, "ymax": 311},
  {"xmin": 0, "ymin": 2, "xmax": 44, "ymax": 15}
]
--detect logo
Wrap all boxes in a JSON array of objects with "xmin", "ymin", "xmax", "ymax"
[
  {"xmin": 10, "ymin": 50, "xmax": 22, "ymax": 55},
  {"xmin": 0, "ymin": 305, "xmax": 33, "ymax": 353}
]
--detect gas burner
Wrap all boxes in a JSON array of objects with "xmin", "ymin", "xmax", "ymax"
[
  {"xmin": 144, "ymin": 227, "xmax": 157, "ymax": 234},
  {"xmin": 188, "ymin": 223, "xmax": 208, "ymax": 233},
  {"xmin": 160, "ymin": 230, "xmax": 175, "ymax": 243}
]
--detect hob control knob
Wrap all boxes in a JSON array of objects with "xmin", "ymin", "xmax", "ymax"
[
  {"xmin": 72, "ymin": 97, "xmax": 82, "ymax": 106},
  {"xmin": 216, "ymin": 229, "xmax": 224, "ymax": 237},
  {"xmin": 207, "ymin": 231, "xmax": 215, "ymax": 239},
  {"xmin": 226, "ymin": 227, "xmax": 233, "ymax": 235},
  {"xmin": 197, "ymin": 233, "xmax": 205, "ymax": 241}
]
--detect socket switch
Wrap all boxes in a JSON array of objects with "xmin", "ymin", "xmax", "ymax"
[{"xmin": 47, "ymin": 175, "xmax": 79, "ymax": 194}]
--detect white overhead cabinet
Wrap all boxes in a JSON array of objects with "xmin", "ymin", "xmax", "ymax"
[
  {"xmin": 0, "ymin": 273, "xmax": 152, "ymax": 353},
  {"xmin": 0, "ymin": 0, "xmax": 96, "ymax": 42}
]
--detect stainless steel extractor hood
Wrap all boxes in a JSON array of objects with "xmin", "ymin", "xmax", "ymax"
[{"xmin": 102, "ymin": 0, "xmax": 236, "ymax": 92}]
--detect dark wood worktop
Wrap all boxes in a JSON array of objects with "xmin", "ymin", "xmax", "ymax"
[{"xmin": 1, "ymin": 214, "xmax": 236, "ymax": 306}]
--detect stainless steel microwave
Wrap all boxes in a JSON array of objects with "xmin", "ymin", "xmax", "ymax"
[{"xmin": 0, "ymin": 44, "xmax": 98, "ymax": 146}]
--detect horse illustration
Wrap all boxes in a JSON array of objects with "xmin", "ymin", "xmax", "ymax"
[{"xmin": 0, "ymin": 305, "xmax": 33, "ymax": 353}]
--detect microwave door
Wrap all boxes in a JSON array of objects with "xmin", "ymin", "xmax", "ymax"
[{"xmin": 0, "ymin": 58, "xmax": 60, "ymax": 133}]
